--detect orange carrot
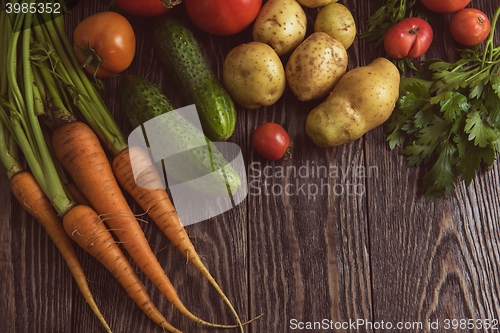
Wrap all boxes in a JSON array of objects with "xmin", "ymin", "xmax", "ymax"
[
  {"xmin": 67, "ymin": 182, "xmax": 92, "ymax": 207},
  {"xmin": 62, "ymin": 204, "xmax": 182, "ymax": 333},
  {"xmin": 113, "ymin": 145, "xmax": 248, "ymax": 322},
  {"xmin": 10, "ymin": 171, "xmax": 112, "ymax": 333},
  {"xmin": 113, "ymin": 146, "xmax": 200, "ymax": 260},
  {"xmin": 51, "ymin": 121, "xmax": 240, "ymax": 329}
]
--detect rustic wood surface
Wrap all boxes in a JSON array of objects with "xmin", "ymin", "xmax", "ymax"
[{"xmin": 1, "ymin": 0, "xmax": 500, "ymax": 332}]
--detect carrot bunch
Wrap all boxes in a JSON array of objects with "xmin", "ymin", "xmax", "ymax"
[
  {"xmin": 0, "ymin": 119, "xmax": 112, "ymax": 333},
  {"xmin": 1, "ymin": 0, "xmax": 258, "ymax": 331},
  {"xmin": 0, "ymin": 7, "xmax": 111, "ymax": 332},
  {"xmin": 0, "ymin": 3, "xmax": 179, "ymax": 332}
]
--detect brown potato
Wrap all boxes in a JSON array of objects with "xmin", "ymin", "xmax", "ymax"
[
  {"xmin": 253, "ymin": 0, "xmax": 307, "ymax": 56},
  {"xmin": 223, "ymin": 42, "xmax": 286, "ymax": 109},
  {"xmin": 286, "ymin": 32, "xmax": 348, "ymax": 102},
  {"xmin": 296, "ymin": 0, "xmax": 337, "ymax": 8},
  {"xmin": 314, "ymin": 3, "xmax": 356, "ymax": 50},
  {"xmin": 305, "ymin": 58, "xmax": 400, "ymax": 147}
]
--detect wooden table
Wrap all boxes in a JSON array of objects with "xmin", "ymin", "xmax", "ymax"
[{"xmin": 1, "ymin": 1, "xmax": 499, "ymax": 332}]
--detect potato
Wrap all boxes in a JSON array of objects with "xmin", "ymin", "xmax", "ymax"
[
  {"xmin": 314, "ymin": 3, "xmax": 356, "ymax": 50},
  {"xmin": 286, "ymin": 32, "xmax": 347, "ymax": 101},
  {"xmin": 253, "ymin": 0, "xmax": 307, "ymax": 56},
  {"xmin": 305, "ymin": 58, "xmax": 400, "ymax": 147},
  {"xmin": 296, "ymin": 0, "xmax": 337, "ymax": 8},
  {"xmin": 222, "ymin": 42, "xmax": 286, "ymax": 109}
]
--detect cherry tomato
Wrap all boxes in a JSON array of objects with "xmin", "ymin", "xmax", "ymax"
[
  {"xmin": 115, "ymin": 0, "xmax": 181, "ymax": 17},
  {"xmin": 73, "ymin": 12, "xmax": 136, "ymax": 78},
  {"xmin": 450, "ymin": 8, "xmax": 490, "ymax": 46},
  {"xmin": 185, "ymin": 0, "xmax": 262, "ymax": 36},
  {"xmin": 253, "ymin": 123, "xmax": 291, "ymax": 160},
  {"xmin": 419, "ymin": 0, "xmax": 471, "ymax": 13},
  {"xmin": 384, "ymin": 17, "xmax": 433, "ymax": 59}
]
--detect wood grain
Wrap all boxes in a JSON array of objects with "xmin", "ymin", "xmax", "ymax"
[{"xmin": 0, "ymin": 1, "xmax": 499, "ymax": 333}]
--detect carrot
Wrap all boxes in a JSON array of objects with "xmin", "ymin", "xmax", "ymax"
[
  {"xmin": 113, "ymin": 146, "xmax": 196, "ymax": 259},
  {"xmin": 62, "ymin": 204, "xmax": 182, "ymax": 333},
  {"xmin": 113, "ymin": 145, "xmax": 251, "ymax": 323},
  {"xmin": 67, "ymin": 182, "xmax": 92, "ymax": 207},
  {"xmin": 52, "ymin": 120, "xmax": 241, "ymax": 329},
  {"xmin": 9, "ymin": 171, "xmax": 112, "ymax": 333}
]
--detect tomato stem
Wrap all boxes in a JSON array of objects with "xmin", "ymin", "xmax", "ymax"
[
  {"xmin": 406, "ymin": 27, "xmax": 419, "ymax": 35},
  {"xmin": 74, "ymin": 39, "xmax": 106, "ymax": 79},
  {"xmin": 161, "ymin": 0, "xmax": 183, "ymax": 9},
  {"xmin": 284, "ymin": 142, "xmax": 293, "ymax": 160}
]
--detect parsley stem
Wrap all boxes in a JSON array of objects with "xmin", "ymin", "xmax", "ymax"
[{"xmin": 482, "ymin": 5, "xmax": 500, "ymax": 67}]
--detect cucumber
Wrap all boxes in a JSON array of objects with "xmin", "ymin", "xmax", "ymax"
[
  {"xmin": 118, "ymin": 75, "xmax": 241, "ymax": 197},
  {"xmin": 153, "ymin": 15, "xmax": 236, "ymax": 142}
]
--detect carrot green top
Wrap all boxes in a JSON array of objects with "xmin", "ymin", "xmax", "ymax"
[{"xmin": 0, "ymin": 2, "xmax": 75, "ymax": 216}]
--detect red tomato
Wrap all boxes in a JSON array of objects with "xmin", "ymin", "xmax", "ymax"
[
  {"xmin": 253, "ymin": 123, "xmax": 291, "ymax": 160},
  {"xmin": 384, "ymin": 17, "xmax": 433, "ymax": 59},
  {"xmin": 115, "ymin": 0, "xmax": 180, "ymax": 17},
  {"xmin": 74, "ymin": 12, "xmax": 136, "ymax": 78},
  {"xmin": 419, "ymin": 0, "xmax": 471, "ymax": 13},
  {"xmin": 185, "ymin": 0, "xmax": 262, "ymax": 36},
  {"xmin": 450, "ymin": 8, "xmax": 490, "ymax": 46}
]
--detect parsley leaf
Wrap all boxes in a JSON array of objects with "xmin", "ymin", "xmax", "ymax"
[
  {"xmin": 423, "ymin": 141, "xmax": 457, "ymax": 201},
  {"xmin": 439, "ymin": 91, "xmax": 469, "ymax": 123},
  {"xmin": 398, "ymin": 81, "xmax": 430, "ymax": 112},
  {"xmin": 400, "ymin": 115, "xmax": 451, "ymax": 164},
  {"xmin": 464, "ymin": 109, "xmax": 498, "ymax": 148},
  {"xmin": 455, "ymin": 135, "xmax": 497, "ymax": 186}
]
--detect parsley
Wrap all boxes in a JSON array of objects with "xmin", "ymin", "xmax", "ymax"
[{"xmin": 385, "ymin": 5, "xmax": 500, "ymax": 201}]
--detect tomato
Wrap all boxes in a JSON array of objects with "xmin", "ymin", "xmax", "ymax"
[
  {"xmin": 419, "ymin": 0, "xmax": 471, "ymax": 13},
  {"xmin": 73, "ymin": 12, "xmax": 136, "ymax": 78},
  {"xmin": 252, "ymin": 123, "xmax": 291, "ymax": 160},
  {"xmin": 185, "ymin": 0, "xmax": 262, "ymax": 36},
  {"xmin": 384, "ymin": 17, "xmax": 433, "ymax": 59},
  {"xmin": 115, "ymin": 0, "xmax": 181, "ymax": 17},
  {"xmin": 450, "ymin": 8, "xmax": 490, "ymax": 46}
]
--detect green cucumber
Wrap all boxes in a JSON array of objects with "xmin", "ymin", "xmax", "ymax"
[
  {"xmin": 118, "ymin": 75, "xmax": 241, "ymax": 197},
  {"xmin": 153, "ymin": 15, "xmax": 236, "ymax": 142}
]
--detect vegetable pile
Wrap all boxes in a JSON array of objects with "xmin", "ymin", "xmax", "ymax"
[
  {"xmin": 2, "ymin": 0, "xmax": 500, "ymax": 331},
  {"xmin": 360, "ymin": 0, "xmax": 500, "ymax": 200},
  {"xmin": 386, "ymin": 6, "xmax": 500, "ymax": 201},
  {"xmin": 0, "ymin": 1, "xmax": 256, "ymax": 332}
]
